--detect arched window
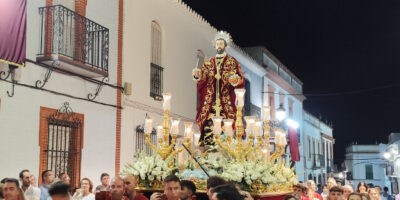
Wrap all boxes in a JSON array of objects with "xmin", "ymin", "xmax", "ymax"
[
  {"xmin": 150, "ymin": 21, "xmax": 163, "ymax": 100},
  {"xmin": 151, "ymin": 21, "xmax": 162, "ymax": 65}
]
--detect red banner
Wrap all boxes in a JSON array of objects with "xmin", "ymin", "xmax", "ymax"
[
  {"xmin": 289, "ymin": 127, "xmax": 300, "ymax": 162},
  {"xmin": 0, "ymin": 0, "xmax": 26, "ymax": 67}
]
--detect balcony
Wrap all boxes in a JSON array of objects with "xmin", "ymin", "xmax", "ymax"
[
  {"xmin": 150, "ymin": 63, "xmax": 163, "ymax": 100},
  {"xmin": 37, "ymin": 5, "xmax": 109, "ymax": 78},
  {"xmin": 312, "ymin": 154, "xmax": 325, "ymax": 169}
]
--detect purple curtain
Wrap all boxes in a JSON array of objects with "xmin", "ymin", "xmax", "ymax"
[{"xmin": 0, "ymin": 0, "xmax": 26, "ymax": 67}]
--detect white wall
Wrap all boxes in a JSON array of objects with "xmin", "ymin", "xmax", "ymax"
[
  {"xmin": 0, "ymin": 0, "xmax": 119, "ymax": 187},
  {"xmin": 121, "ymin": 0, "xmax": 217, "ymax": 167}
]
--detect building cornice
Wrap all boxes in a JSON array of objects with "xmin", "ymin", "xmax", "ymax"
[{"xmin": 123, "ymin": 96, "xmax": 195, "ymax": 123}]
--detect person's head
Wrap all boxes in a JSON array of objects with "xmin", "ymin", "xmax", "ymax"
[
  {"xmin": 41, "ymin": 170, "xmax": 54, "ymax": 185},
  {"xmin": 58, "ymin": 173, "xmax": 70, "ymax": 185},
  {"xmin": 322, "ymin": 184, "xmax": 329, "ymax": 193},
  {"xmin": 343, "ymin": 185, "xmax": 354, "ymax": 199},
  {"xmin": 368, "ymin": 188, "xmax": 379, "ymax": 200},
  {"xmin": 328, "ymin": 186, "xmax": 343, "ymax": 200},
  {"xmin": 285, "ymin": 194, "xmax": 299, "ymax": 200},
  {"xmin": 211, "ymin": 184, "xmax": 245, "ymax": 200},
  {"xmin": 215, "ymin": 39, "xmax": 227, "ymax": 54},
  {"xmin": 100, "ymin": 173, "xmax": 110, "ymax": 187},
  {"xmin": 3, "ymin": 179, "xmax": 21, "ymax": 200},
  {"xmin": 306, "ymin": 180, "xmax": 316, "ymax": 192},
  {"xmin": 383, "ymin": 187, "xmax": 389, "ymax": 194},
  {"xmin": 327, "ymin": 178, "xmax": 337, "ymax": 189},
  {"xmin": 299, "ymin": 184, "xmax": 308, "ymax": 197},
  {"xmin": 367, "ymin": 184, "xmax": 375, "ymax": 189},
  {"xmin": 206, "ymin": 176, "xmax": 226, "ymax": 200},
  {"xmin": 48, "ymin": 181, "xmax": 71, "ymax": 200},
  {"xmin": 180, "ymin": 180, "xmax": 196, "ymax": 200},
  {"xmin": 293, "ymin": 184, "xmax": 302, "ymax": 198},
  {"xmin": 361, "ymin": 193, "xmax": 371, "ymax": 200},
  {"xmin": 19, "ymin": 170, "xmax": 31, "ymax": 188},
  {"xmin": 163, "ymin": 175, "xmax": 180, "ymax": 200},
  {"xmin": 78, "ymin": 178, "xmax": 93, "ymax": 194},
  {"xmin": 357, "ymin": 182, "xmax": 369, "ymax": 194},
  {"xmin": 348, "ymin": 193, "xmax": 362, "ymax": 200},
  {"xmin": 375, "ymin": 186, "xmax": 381, "ymax": 195},
  {"xmin": 110, "ymin": 176, "xmax": 124, "ymax": 200},
  {"xmin": 123, "ymin": 175, "xmax": 137, "ymax": 198}
]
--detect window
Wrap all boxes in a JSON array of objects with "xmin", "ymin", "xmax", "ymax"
[
  {"xmin": 135, "ymin": 125, "xmax": 157, "ymax": 155},
  {"xmin": 365, "ymin": 165, "xmax": 373, "ymax": 179},
  {"xmin": 39, "ymin": 104, "xmax": 84, "ymax": 188},
  {"xmin": 244, "ymin": 79, "xmax": 251, "ymax": 116},
  {"xmin": 308, "ymin": 136, "xmax": 311, "ymax": 160},
  {"xmin": 150, "ymin": 21, "xmax": 163, "ymax": 99},
  {"xmin": 268, "ymin": 85, "xmax": 275, "ymax": 118},
  {"xmin": 288, "ymin": 98, "xmax": 294, "ymax": 118}
]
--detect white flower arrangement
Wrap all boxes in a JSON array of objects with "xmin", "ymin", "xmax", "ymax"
[{"xmin": 121, "ymin": 151, "xmax": 177, "ymax": 187}]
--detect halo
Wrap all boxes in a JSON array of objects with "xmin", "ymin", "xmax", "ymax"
[{"xmin": 213, "ymin": 30, "xmax": 232, "ymax": 47}]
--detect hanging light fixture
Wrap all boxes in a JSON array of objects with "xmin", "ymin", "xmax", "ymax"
[{"xmin": 275, "ymin": 103, "xmax": 286, "ymax": 121}]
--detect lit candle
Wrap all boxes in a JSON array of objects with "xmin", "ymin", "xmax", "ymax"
[
  {"xmin": 244, "ymin": 116, "xmax": 256, "ymax": 136},
  {"xmin": 212, "ymin": 116, "xmax": 223, "ymax": 135},
  {"xmin": 156, "ymin": 125, "xmax": 164, "ymax": 139},
  {"xmin": 254, "ymin": 119, "xmax": 263, "ymax": 137},
  {"xmin": 144, "ymin": 116, "xmax": 153, "ymax": 133},
  {"xmin": 184, "ymin": 122, "xmax": 193, "ymax": 138},
  {"xmin": 194, "ymin": 132, "xmax": 201, "ymax": 146},
  {"xmin": 223, "ymin": 119, "xmax": 234, "ymax": 137},
  {"xmin": 262, "ymin": 106, "xmax": 271, "ymax": 121},
  {"xmin": 162, "ymin": 93, "xmax": 172, "ymax": 111},
  {"xmin": 234, "ymin": 89, "xmax": 246, "ymax": 107},
  {"xmin": 171, "ymin": 118, "xmax": 180, "ymax": 135}
]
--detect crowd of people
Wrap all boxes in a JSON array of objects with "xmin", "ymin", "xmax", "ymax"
[
  {"xmin": 0, "ymin": 170, "xmax": 397, "ymax": 200},
  {"xmin": 0, "ymin": 169, "xmax": 252, "ymax": 200},
  {"xmin": 290, "ymin": 178, "xmax": 394, "ymax": 200}
]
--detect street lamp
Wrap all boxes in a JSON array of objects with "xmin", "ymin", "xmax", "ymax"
[
  {"xmin": 384, "ymin": 152, "xmax": 391, "ymax": 160},
  {"xmin": 276, "ymin": 103, "xmax": 286, "ymax": 121}
]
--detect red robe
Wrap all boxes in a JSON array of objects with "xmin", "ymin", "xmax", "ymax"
[{"xmin": 196, "ymin": 55, "xmax": 245, "ymax": 133}]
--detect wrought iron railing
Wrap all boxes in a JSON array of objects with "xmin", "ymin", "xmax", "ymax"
[
  {"xmin": 312, "ymin": 154, "xmax": 325, "ymax": 169},
  {"xmin": 150, "ymin": 63, "xmax": 163, "ymax": 100},
  {"xmin": 38, "ymin": 5, "xmax": 109, "ymax": 72}
]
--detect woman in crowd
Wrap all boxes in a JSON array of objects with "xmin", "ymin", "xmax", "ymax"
[
  {"xmin": 357, "ymin": 182, "xmax": 369, "ymax": 194},
  {"xmin": 368, "ymin": 188, "xmax": 379, "ymax": 200},
  {"xmin": 73, "ymin": 178, "xmax": 95, "ymax": 200}
]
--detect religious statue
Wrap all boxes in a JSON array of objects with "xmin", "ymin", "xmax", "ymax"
[{"xmin": 192, "ymin": 31, "xmax": 245, "ymax": 147}]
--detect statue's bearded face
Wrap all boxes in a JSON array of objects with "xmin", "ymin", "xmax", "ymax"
[{"xmin": 215, "ymin": 39, "xmax": 227, "ymax": 54}]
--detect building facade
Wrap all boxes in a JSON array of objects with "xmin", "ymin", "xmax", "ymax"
[
  {"xmin": 0, "ymin": 0, "xmax": 121, "ymax": 187},
  {"xmin": 303, "ymin": 111, "xmax": 334, "ymax": 185},
  {"xmin": 243, "ymin": 46, "xmax": 306, "ymax": 181},
  {"xmin": 383, "ymin": 133, "xmax": 400, "ymax": 194},
  {"xmin": 344, "ymin": 144, "xmax": 390, "ymax": 191}
]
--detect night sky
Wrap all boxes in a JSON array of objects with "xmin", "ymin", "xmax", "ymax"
[{"xmin": 183, "ymin": 0, "xmax": 400, "ymax": 164}]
